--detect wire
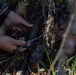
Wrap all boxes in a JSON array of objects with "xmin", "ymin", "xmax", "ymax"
[{"xmin": 0, "ymin": 55, "xmax": 16, "ymax": 64}]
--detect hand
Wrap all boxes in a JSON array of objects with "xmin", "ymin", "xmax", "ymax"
[
  {"xmin": 4, "ymin": 11, "xmax": 33, "ymax": 31},
  {"xmin": 0, "ymin": 36, "xmax": 27, "ymax": 53}
]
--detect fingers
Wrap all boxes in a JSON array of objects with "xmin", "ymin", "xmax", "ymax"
[
  {"xmin": 4, "ymin": 10, "xmax": 33, "ymax": 27},
  {"xmin": 19, "ymin": 48, "xmax": 26, "ymax": 52},
  {"xmin": 12, "ymin": 26, "xmax": 23, "ymax": 32},
  {"xmin": 13, "ymin": 40, "xmax": 25, "ymax": 46},
  {"xmin": 12, "ymin": 39, "xmax": 29, "ymax": 54},
  {"xmin": 4, "ymin": 45, "xmax": 16, "ymax": 53},
  {"xmin": 21, "ymin": 19, "xmax": 33, "ymax": 27}
]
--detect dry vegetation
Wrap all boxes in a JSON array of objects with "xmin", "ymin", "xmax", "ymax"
[{"xmin": 0, "ymin": 0, "xmax": 76, "ymax": 75}]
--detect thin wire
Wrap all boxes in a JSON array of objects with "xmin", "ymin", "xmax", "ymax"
[
  {"xmin": 2, "ymin": 67, "xmax": 9, "ymax": 75},
  {"xmin": 0, "ymin": 55, "xmax": 16, "ymax": 64},
  {"xmin": 19, "ymin": 34, "xmax": 44, "ymax": 49},
  {"xmin": 27, "ymin": 34, "xmax": 44, "ymax": 43}
]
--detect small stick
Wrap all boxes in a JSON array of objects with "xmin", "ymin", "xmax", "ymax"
[{"xmin": 42, "ymin": 0, "xmax": 47, "ymax": 20}]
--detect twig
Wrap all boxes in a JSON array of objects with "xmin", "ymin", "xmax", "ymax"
[
  {"xmin": 42, "ymin": 0, "xmax": 47, "ymax": 20},
  {"xmin": 29, "ymin": 12, "xmax": 38, "ymax": 22}
]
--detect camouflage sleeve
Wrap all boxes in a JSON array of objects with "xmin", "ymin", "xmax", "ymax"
[
  {"xmin": 0, "ymin": 0, "xmax": 11, "ymax": 24},
  {"xmin": 0, "ymin": 0, "xmax": 8, "ymax": 15}
]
